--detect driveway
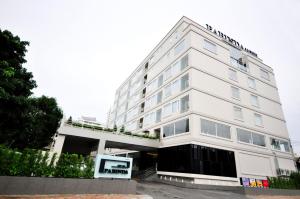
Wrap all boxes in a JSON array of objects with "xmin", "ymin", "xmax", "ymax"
[{"xmin": 136, "ymin": 181, "xmax": 252, "ymax": 199}]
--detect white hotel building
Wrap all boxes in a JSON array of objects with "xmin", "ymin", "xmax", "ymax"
[{"xmin": 106, "ymin": 16, "xmax": 296, "ymax": 185}]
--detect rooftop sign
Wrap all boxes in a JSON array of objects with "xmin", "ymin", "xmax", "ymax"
[{"xmin": 205, "ymin": 24, "xmax": 258, "ymax": 57}]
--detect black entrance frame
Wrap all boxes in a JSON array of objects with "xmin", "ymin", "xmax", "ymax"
[{"xmin": 157, "ymin": 144, "xmax": 237, "ymax": 178}]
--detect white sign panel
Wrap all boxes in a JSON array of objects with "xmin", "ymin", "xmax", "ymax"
[{"xmin": 94, "ymin": 154, "xmax": 133, "ymax": 179}]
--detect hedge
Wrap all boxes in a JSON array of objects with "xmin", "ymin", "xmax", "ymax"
[
  {"xmin": 0, "ymin": 145, "xmax": 94, "ymax": 178},
  {"xmin": 268, "ymin": 172, "xmax": 300, "ymax": 189}
]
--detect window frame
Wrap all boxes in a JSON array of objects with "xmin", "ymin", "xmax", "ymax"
[
  {"xmin": 203, "ymin": 39, "xmax": 217, "ymax": 54},
  {"xmin": 229, "ymin": 68, "xmax": 238, "ymax": 82},
  {"xmin": 260, "ymin": 69, "xmax": 270, "ymax": 81},
  {"xmin": 233, "ymin": 106, "xmax": 243, "ymax": 121},
  {"xmin": 250, "ymin": 94, "xmax": 260, "ymax": 108},
  {"xmin": 254, "ymin": 113, "xmax": 263, "ymax": 127},
  {"xmin": 248, "ymin": 77, "xmax": 256, "ymax": 90},
  {"xmin": 231, "ymin": 86, "xmax": 240, "ymax": 100}
]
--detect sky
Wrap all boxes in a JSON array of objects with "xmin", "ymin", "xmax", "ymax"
[{"xmin": 1, "ymin": 0, "xmax": 300, "ymax": 153}]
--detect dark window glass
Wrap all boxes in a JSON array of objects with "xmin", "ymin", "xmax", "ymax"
[
  {"xmin": 175, "ymin": 119, "xmax": 189, "ymax": 135},
  {"xmin": 163, "ymin": 123, "xmax": 174, "ymax": 137},
  {"xmin": 157, "ymin": 144, "xmax": 237, "ymax": 178}
]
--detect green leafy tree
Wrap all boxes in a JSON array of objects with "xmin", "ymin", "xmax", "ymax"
[
  {"xmin": 0, "ymin": 29, "xmax": 63, "ymax": 149},
  {"xmin": 67, "ymin": 116, "xmax": 72, "ymax": 124}
]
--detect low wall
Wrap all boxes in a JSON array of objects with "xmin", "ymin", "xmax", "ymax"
[
  {"xmin": 155, "ymin": 178, "xmax": 300, "ymax": 196},
  {"xmin": 0, "ymin": 176, "xmax": 136, "ymax": 195}
]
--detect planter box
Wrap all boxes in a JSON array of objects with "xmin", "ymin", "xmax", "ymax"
[{"xmin": 0, "ymin": 176, "xmax": 136, "ymax": 195}]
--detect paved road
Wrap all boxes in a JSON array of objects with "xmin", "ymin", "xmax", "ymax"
[{"xmin": 136, "ymin": 181, "xmax": 253, "ymax": 199}]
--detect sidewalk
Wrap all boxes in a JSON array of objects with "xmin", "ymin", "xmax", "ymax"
[{"xmin": 0, "ymin": 195, "xmax": 153, "ymax": 199}]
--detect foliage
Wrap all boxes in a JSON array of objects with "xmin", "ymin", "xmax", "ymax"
[
  {"xmin": 67, "ymin": 116, "xmax": 72, "ymax": 124},
  {"xmin": 0, "ymin": 145, "xmax": 94, "ymax": 178},
  {"xmin": 67, "ymin": 121, "xmax": 159, "ymax": 140},
  {"xmin": 268, "ymin": 172, "xmax": 300, "ymax": 189},
  {"xmin": 120, "ymin": 125, "xmax": 125, "ymax": 133},
  {"xmin": 0, "ymin": 29, "xmax": 63, "ymax": 149},
  {"xmin": 113, "ymin": 124, "xmax": 117, "ymax": 132}
]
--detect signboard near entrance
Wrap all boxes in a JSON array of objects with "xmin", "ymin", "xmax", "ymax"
[{"xmin": 94, "ymin": 154, "xmax": 133, "ymax": 179}]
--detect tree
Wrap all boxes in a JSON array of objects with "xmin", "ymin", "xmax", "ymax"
[
  {"xmin": 0, "ymin": 29, "xmax": 63, "ymax": 149},
  {"xmin": 67, "ymin": 116, "xmax": 72, "ymax": 124}
]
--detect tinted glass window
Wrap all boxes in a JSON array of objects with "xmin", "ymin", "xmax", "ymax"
[
  {"xmin": 158, "ymin": 144, "xmax": 237, "ymax": 178},
  {"xmin": 175, "ymin": 119, "xmax": 189, "ymax": 135}
]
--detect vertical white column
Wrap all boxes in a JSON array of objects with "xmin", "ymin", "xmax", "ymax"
[
  {"xmin": 52, "ymin": 134, "xmax": 65, "ymax": 158},
  {"xmin": 97, "ymin": 139, "xmax": 106, "ymax": 154}
]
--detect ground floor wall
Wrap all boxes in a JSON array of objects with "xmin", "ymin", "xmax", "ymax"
[{"xmin": 156, "ymin": 143, "xmax": 296, "ymax": 186}]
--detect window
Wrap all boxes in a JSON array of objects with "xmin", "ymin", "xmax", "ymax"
[
  {"xmin": 164, "ymin": 67, "xmax": 172, "ymax": 81},
  {"xmin": 156, "ymin": 109, "xmax": 162, "ymax": 122},
  {"xmin": 162, "ymin": 100, "xmax": 179, "ymax": 118},
  {"xmin": 201, "ymin": 119, "xmax": 216, "ymax": 136},
  {"xmin": 157, "ymin": 91, "xmax": 162, "ymax": 104},
  {"xmin": 230, "ymin": 46, "xmax": 248, "ymax": 72},
  {"xmin": 216, "ymin": 123, "xmax": 231, "ymax": 139},
  {"xmin": 252, "ymin": 133, "xmax": 265, "ymax": 147},
  {"xmin": 157, "ymin": 144, "xmax": 237, "ymax": 178},
  {"xmin": 237, "ymin": 129, "xmax": 252, "ymax": 144},
  {"xmin": 180, "ymin": 54, "xmax": 188, "ymax": 70},
  {"xmin": 250, "ymin": 95, "xmax": 259, "ymax": 107},
  {"xmin": 128, "ymin": 93, "xmax": 140, "ymax": 109},
  {"xmin": 204, "ymin": 40, "xmax": 217, "ymax": 54},
  {"xmin": 163, "ymin": 118, "xmax": 189, "ymax": 137},
  {"xmin": 172, "ymin": 80, "xmax": 180, "ymax": 94},
  {"xmin": 144, "ymin": 112, "xmax": 156, "ymax": 126},
  {"xmin": 126, "ymin": 106, "xmax": 138, "ymax": 121},
  {"xmin": 145, "ymin": 94, "xmax": 157, "ymax": 110},
  {"xmin": 175, "ymin": 119, "xmax": 189, "ymax": 135},
  {"xmin": 164, "ymin": 80, "xmax": 180, "ymax": 99},
  {"xmin": 233, "ymin": 106, "xmax": 243, "ymax": 120},
  {"xmin": 172, "ymin": 101, "xmax": 179, "ymax": 113},
  {"xmin": 172, "ymin": 61, "xmax": 181, "ymax": 75},
  {"xmin": 147, "ymin": 79, "xmax": 158, "ymax": 94},
  {"xmin": 125, "ymin": 120, "xmax": 137, "ymax": 131},
  {"xmin": 181, "ymin": 74, "xmax": 189, "ymax": 90},
  {"xmin": 229, "ymin": 69, "xmax": 238, "ymax": 81},
  {"xmin": 270, "ymin": 138, "xmax": 290, "ymax": 152},
  {"xmin": 254, "ymin": 113, "xmax": 263, "ymax": 126},
  {"xmin": 237, "ymin": 128, "xmax": 266, "ymax": 147},
  {"xmin": 230, "ymin": 46, "xmax": 242, "ymax": 61},
  {"xmin": 201, "ymin": 119, "xmax": 231, "ymax": 139},
  {"xmin": 180, "ymin": 95, "xmax": 189, "ymax": 113},
  {"xmin": 164, "ymin": 84, "xmax": 172, "ymax": 98},
  {"xmin": 231, "ymin": 86, "xmax": 240, "ymax": 100},
  {"xmin": 158, "ymin": 75, "xmax": 163, "ymax": 87},
  {"xmin": 163, "ymin": 123, "xmax": 174, "ymax": 137},
  {"xmin": 248, "ymin": 77, "xmax": 256, "ymax": 89},
  {"xmin": 260, "ymin": 69, "xmax": 270, "ymax": 80},
  {"xmin": 162, "ymin": 103, "xmax": 172, "ymax": 117},
  {"xmin": 174, "ymin": 40, "xmax": 185, "ymax": 55}
]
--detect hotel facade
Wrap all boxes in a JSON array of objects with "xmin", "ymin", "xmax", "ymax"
[{"xmin": 106, "ymin": 16, "xmax": 296, "ymax": 185}]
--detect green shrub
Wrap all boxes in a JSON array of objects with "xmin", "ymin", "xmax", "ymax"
[
  {"xmin": 268, "ymin": 174, "xmax": 300, "ymax": 190},
  {"xmin": 72, "ymin": 122, "xmax": 83, "ymax": 127},
  {"xmin": 94, "ymin": 126, "xmax": 103, "ymax": 131},
  {"xmin": 0, "ymin": 145, "xmax": 94, "ymax": 178},
  {"xmin": 113, "ymin": 125, "xmax": 117, "ymax": 132},
  {"xmin": 82, "ymin": 156, "xmax": 95, "ymax": 178},
  {"xmin": 290, "ymin": 172, "xmax": 300, "ymax": 189},
  {"xmin": 120, "ymin": 125, "xmax": 125, "ymax": 133}
]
